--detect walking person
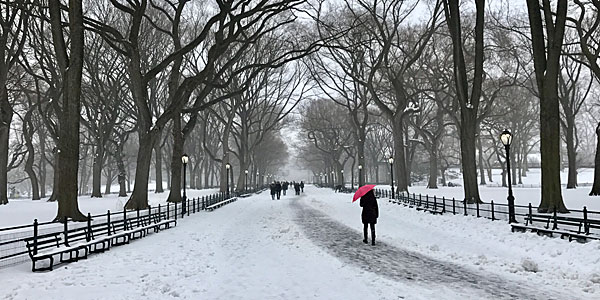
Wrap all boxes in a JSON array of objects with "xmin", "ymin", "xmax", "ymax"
[
  {"xmin": 282, "ymin": 181, "xmax": 288, "ymax": 196},
  {"xmin": 360, "ymin": 189, "xmax": 378, "ymax": 246},
  {"xmin": 270, "ymin": 182, "xmax": 277, "ymax": 200},
  {"xmin": 294, "ymin": 182, "xmax": 301, "ymax": 195},
  {"xmin": 276, "ymin": 181, "xmax": 282, "ymax": 200},
  {"xmin": 300, "ymin": 181, "xmax": 304, "ymax": 193}
]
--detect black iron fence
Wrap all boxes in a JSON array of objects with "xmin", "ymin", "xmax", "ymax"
[
  {"xmin": 373, "ymin": 189, "xmax": 600, "ymax": 235},
  {"xmin": 0, "ymin": 188, "xmax": 264, "ymax": 269}
]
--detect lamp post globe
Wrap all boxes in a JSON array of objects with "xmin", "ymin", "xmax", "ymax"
[
  {"xmin": 181, "ymin": 154, "xmax": 189, "ymax": 215},
  {"xmin": 358, "ymin": 164, "xmax": 363, "ymax": 187},
  {"xmin": 500, "ymin": 129, "xmax": 517, "ymax": 223},
  {"xmin": 245, "ymin": 169, "xmax": 248, "ymax": 192},
  {"xmin": 225, "ymin": 163, "xmax": 231, "ymax": 198},
  {"xmin": 388, "ymin": 156, "xmax": 395, "ymax": 199}
]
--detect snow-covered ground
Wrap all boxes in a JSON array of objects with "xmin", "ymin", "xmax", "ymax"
[
  {"xmin": 0, "ymin": 188, "xmax": 219, "ymax": 227},
  {"xmin": 1, "ymin": 185, "xmax": 598, "ymax": 299},
  {"xmin": 378, "ymin": 168, "xmax": 600, "ymax": 211}
]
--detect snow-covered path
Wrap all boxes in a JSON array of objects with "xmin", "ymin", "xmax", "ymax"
[
  {"xmin": 291, "ymin": 197, "xmax": 564, "ymax": 300},
  {"xmin": 1, "ymin": 186, "xmax": 598, "ymax": 299}
]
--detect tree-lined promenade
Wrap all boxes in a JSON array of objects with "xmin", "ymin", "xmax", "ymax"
[{"xmin": 1, "ymin": 0, "xmax": 600, "ymax": 221}]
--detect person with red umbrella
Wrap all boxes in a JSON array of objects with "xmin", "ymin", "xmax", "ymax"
[{"xmin": 353, "ymin": 185, "xmax": 378, "ymax": 246}]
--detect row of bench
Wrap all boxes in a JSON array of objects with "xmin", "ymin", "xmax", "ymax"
[
  {"xmin": 205, "ymin": 197, "xmax": 237, "ymax": 211},
  {"xmin": 24, "ymin": 211, "xmax": 176, "ymax": 272},
  {"xmin": 511, "ymin": 209, "xmax": 600, "ymax": 242},
  {"xmin": 380, "ymin": 190, "xmax": 600, "ymax": 243}
]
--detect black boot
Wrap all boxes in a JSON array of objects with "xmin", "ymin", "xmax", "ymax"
[
  {"xmin": 371, "ymin": 227, "xmax": 376, "ymax": 246},
  {"xmin": 363, "ymin": 225, "xmax": 368, "ymax": 244}
]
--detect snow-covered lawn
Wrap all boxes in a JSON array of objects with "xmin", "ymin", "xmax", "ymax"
[
  {"xmin": 1, "ymin": 185, "xmax": 598, "ymax": 299},
  {"xmin": 0, "ymin": 189, "xmax": 219, "ymax": 227},
  {"xmin": 376, "ymin": 168, "xmax": 600, "ymax": 212}
]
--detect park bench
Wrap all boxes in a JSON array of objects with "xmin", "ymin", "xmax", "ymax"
[
  {"xmin": 24, "ymin": 232, "xmax": 88, "ymax": 272},
  {"xmin": 206, "ymin": 197, "xmax": 237, "ymax": 211},
  {"xmin": 511, "ymin": 210, "xmax": 600, "ymax": 242}
]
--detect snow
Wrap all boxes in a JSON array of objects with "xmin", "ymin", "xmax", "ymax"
[
  {"xmin": 1, "ymin": 185, "xmax": 598, "ymax": 299},
  {"xmin": 384, "ymin": 168, "xmax": 600, "ymax": 212},
  {"xmin": 0, "ymin": 188, "xmax": 219, "ymax": 228}
]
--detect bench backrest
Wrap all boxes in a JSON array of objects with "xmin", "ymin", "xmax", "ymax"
[{"xmin": 24, "ymin": 233, "xmax": 61, "ymax": 257}]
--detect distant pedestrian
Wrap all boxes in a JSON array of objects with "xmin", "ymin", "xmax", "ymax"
[
  {"xmin": 282, "ymin": 181, "xmax": 288, "ymax": 196},
  {"xmin": 270, "ymin": 182, "xmax": 277, "ymax": 200},
  {"xmin": 360, "ymin": 190, "xmax": 378, "ymax": 246},
  {"xmin": 276, "ymin": 181, "xmax": 282, "ymax": 200},
  {"xmin": 294, "ymin": 182, "xmax": 301, "ymax": 195},
  {"xmin": 300, "ymin": 181, "xmax": 304, "ymax": 193}
]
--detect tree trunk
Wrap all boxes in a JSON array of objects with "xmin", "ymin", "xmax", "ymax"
[
  {"xmin": 39, "ymin": 130, "xmax": 47, "ymax": 198},
  {"xmin": 116, "ymin": 144, "xmax": 127, "ymax": 197},
  {"xmin": 104, "ymin": 167, "xmax": 112, "ymax": 195},
  {"xmin": 154, "ymin": 142, "xmax": 164, "ymax": 193},
  {"xmin": 91, "ymin": 146, "xmax": 103, "ymax": 197},
  {"xmin": 125, "ymin": 130, "xmax": 160, "ymax": 210},
  {"xmin": 167, "ymin": 114, "xmax": 183, "ymax": 203},
  {"xmin": 51, "ymin": 0, "xmax": 86, "ymax": 221},
  {"xmin": 590, "ymin": 122, "xmax": 600, "ymax": 196},
  {"xmin": 392, "ymin": 116, "xmax": 409, "ymax": 192},
  {"xmin": 527, "ymin": 0, "xmax": 568, "ymax": 213},
  {"xmin": 427, "ymin": 147, "xmax": 438, "ymax": 189},
  {"xmin": 477, "ymin": 136, "xmax": 486, "ymax": 185},
  {"xmin": 48, "ymin": 154, "xmax": 59, "ymax": 202},
  {"xmin": 0, "ymin": 83, "xmax": 11, "ymax": 205},
  {"xmin": 460, "ymin": 113, "xmax": 481, "ymax": 203},
  {"xmin": 565, "ymin": 119, "xmax": 577, "ymax": 188}
]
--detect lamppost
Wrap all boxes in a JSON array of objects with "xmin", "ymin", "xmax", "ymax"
[
  {"xmin": 226, "ymin": 163, "xmax": 231, "ymax": 198},
  {"xmin": 341, "ymin": 169, "xmax": 344, "ymax": 186},
  {"xmin": 256, "ymin": 171, "xmax": 259, "ymax": 189},
  {"xmin": 181, "ymin": 154, "xmax": 189, "ymax": 215},
  {"xmin": 388, "ymin": 156, "xmax": 394, "ymax": 199},
  {"xmin": 245, "ymin": 169, "xmax": 248, "ymax": 192},
  {"xmin": 500, "ymin": 129, "xmax": 517, "ymax": 224},
  {"xmin": 331, "ymin": 170, "xmax": 335, "ymax": 187},
  {"xmin": 358, "ymin": 164, "xmax": 363, "ymax": 186}
]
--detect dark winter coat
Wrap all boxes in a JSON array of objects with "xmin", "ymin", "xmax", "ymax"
[
  {"xmin": 283, "ymin": 182, "xmax": 289, "ymax": 190},
  {"xmin": 275, "ymin": 182, "xmax": 282, "ymax": 192},
  {"xmin": 270, "ymin": 183, "xmax": 277, "ymax": 195},
  {"xmin": 360, "ymin": 190, "xmax": 378, "ymax": 224}
]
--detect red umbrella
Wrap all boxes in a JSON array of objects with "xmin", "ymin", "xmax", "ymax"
[{"xmin": 353, "ymin": 184, "xmax": 376, "ymax": 202}]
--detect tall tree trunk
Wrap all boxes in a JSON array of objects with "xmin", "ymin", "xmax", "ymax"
[
  {"xmin": 477, "ymin": 136, "xmax": 486, "ymax": 185},
  {"xmin": 565, "ymin": 119, "xmax": 577, "ymax": 188},
  {"xmin": 154, "ymin": 142, "xmax": 164, "ymax": 193},
  {"xmin": 48, "ymin": 153, "xmax": 59, "ymax": 201},
  {"xmin": 51, "ymin": 0, "xmax": 86, "ymax": 221},
  {"xmin": 91, "ymin": 145, "xmax": 103, "ymax": 197},
  {"xmin": 427, "ymin": 147, "xmax": 438, "ymax": 189},
  {"xmin": 104, "ymin": 167, "xmax": 112, "ymax": 195},
  {"xmin": 167, "ymin": 113, "xmax": 183, "ymax": 203},
  {"xmin": 39, "ymin": 131, "xmax": 47, "ymax": 198},
  {"xmin": 116, "ymin": 144, "xmax": 127, "ymax": 197},
  {"xmin": 24, "ymin": 117, "xmax": 40, "ymax": 200},
  {"xmin": 526, "ymin": 0, "xmax": 568, "ymax": 213},
  {"xmin": 590, "ymin": 122, "xmax": 600, "ymax": 196},
  {"xmin": 0, "ymin": 84, "xmax": 11, "ymax": 205},
  {"xmin": 392, "ymin": 116, "xmax": 409, "ymax": 192},
  {"xmin": 125, "ymin": 130, "xmax": 159, "ymax": 210},
  {"xmin": 460, "ymin": 115, "xmax": 481, "ymax": 203}
]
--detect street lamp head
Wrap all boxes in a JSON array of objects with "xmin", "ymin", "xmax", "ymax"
[
  {"xmin": 388, "ymin": 157, "xmax": 394, "ymax": 164},
  {"xmin": 245, "ymin": 169, "xmax": 249, "ymax": 174},
  {"xmin": 358, "ymin": 165, "xmax": 363, "ymax": 170},
  {"xmin": 500, "ymin": 129, "xmax": 512, "ymax": 146},
  {"xmin": 181, "ymin": 154, "xmax": 189, "ymax": 164},
  {"xmin": 226, "ymin": 163, "xmax": 231, "ymax": 169},
  {"xmin": 341, "ymin": 170, "xmax": 344, "ymax": 173}
]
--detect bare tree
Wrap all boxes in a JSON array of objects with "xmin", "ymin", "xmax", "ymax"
[{"xmin": 526, "ymin": 0, "xmax": 569, "ymax": 212}]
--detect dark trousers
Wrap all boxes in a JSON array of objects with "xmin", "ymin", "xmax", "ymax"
[
  {"xmin": 277, "ymin": 191, "xmax": 281, "ymax": 199},
  {"xmin": 283, "ymin": 190, "xmax": 286, "ymax": 195},
  {"xmin": 363, "ymin": 223, "xmax": 375, "ymax": 242},
  {"xmin": 271, "ymin": 194, "xmax": 275, "ymax": 200}
]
